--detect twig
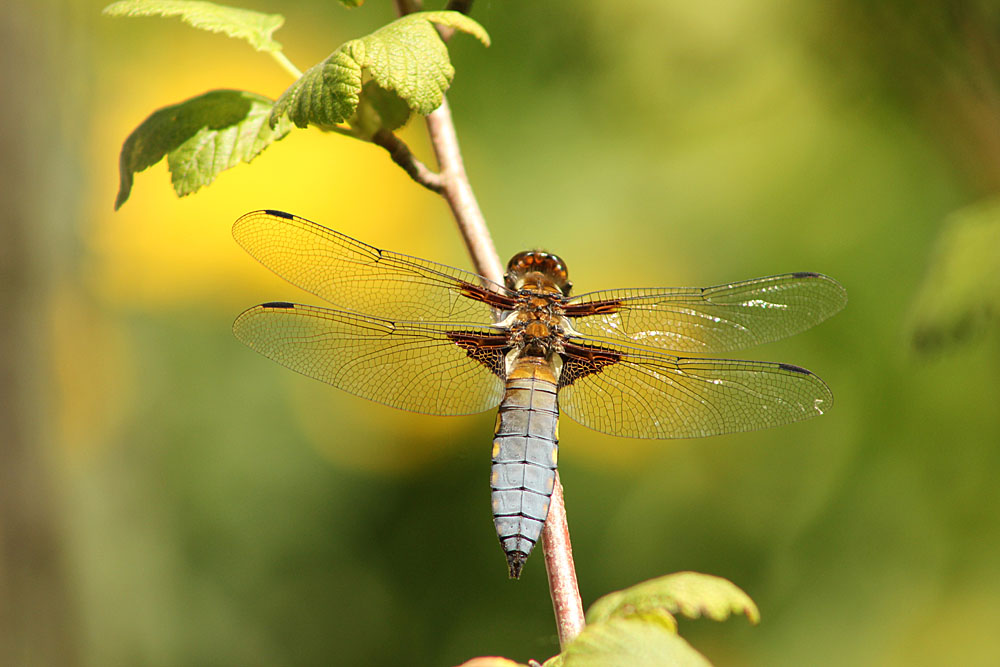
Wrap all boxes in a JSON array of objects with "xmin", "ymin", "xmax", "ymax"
[
  {"xmin": 371, "ymin": 129, "xmax": 444, "ymax": 193},
  {"xmin": 395, "ymin": 0, "xmax": 586, "ymax": 648},
  {"xmin": 423, "ymin": 98, "xmax": 502, "ymax": 282},
  {"xmin": 543, "ymin": 473, "xmax": 586, "ymax": 647},
  {"xmin": 424, "ymin": 99, "xmax": 588, "ymax": 647},
  {"xmin": 269, "ymin": 50, "xmax": 302, "ymax": 80},
  {"xmin": 394, "ymin": 0, "xmax": 499, "ymax": 279}
]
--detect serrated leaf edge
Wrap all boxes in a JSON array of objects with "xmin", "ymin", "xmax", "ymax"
[
  {"xmin": 269, "ymin": 10, "xmax": 488, "ymax": 130},
  {"xmin": 586, "ymin": 571, "xmax": 761, "ymax": 627},
  {"xmin": 114, "ymin": 90, "xmax": 290, "ymax": 209},
  {"xmin": 103, "ymin": 0, "xmax": 285, "ymax": 52}
]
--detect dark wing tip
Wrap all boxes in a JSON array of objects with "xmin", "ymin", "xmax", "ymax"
[
  {"xmin": 260, "ymin": 301, "xmax": 295, "ymax": 309},
  {"xmin": 789, "ymin": 272, "xmax": 848, "ymax": 300},
  {"xmin": 233, "ymin": 209, "xmax": 295, "ymax": 243},
  {"xmin": 506, "ymin": 551, "xmax": 528, "ymax": 579},
  {"xmin": 778, "ymin": 362, "xmax": 812, "ymax": 375}
]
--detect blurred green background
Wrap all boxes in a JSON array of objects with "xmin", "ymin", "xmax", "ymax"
[{"xmin": 4, "ymin": 1, "xmax": 1000, "ymax": 665}]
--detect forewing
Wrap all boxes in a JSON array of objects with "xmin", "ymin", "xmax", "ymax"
[
  {"xmin": 564, "ymin": 273, "xmax": 846, "ymax": 353},
  {"xmin": 558, "ymin": 338, "xmax": 832, "ymax": 439},
  {"xmin": 233, "ymin": 302, "xmax": 508, "ymax": 415},
  {"xmin": 233, "ymin": 210, "xmax": 514, "ymax": 324}
]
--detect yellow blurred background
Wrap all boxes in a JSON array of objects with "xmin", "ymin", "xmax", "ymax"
[{"xmin": 3, "ymin": 1, "xmax": 1000, "ymax": 665}]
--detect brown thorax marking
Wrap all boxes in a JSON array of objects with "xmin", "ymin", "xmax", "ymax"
[
  {"xmin": 506, "ymin": 297, "xmax": 565, "ymax": 358},
  {"xmin": 501, "ymin": 250, "xmax": 574, "ymax": 364}
]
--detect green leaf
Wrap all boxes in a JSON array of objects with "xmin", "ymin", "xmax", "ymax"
[
  {"xmin": 103, "ymin": 0, "xmax": 284, "ymax": 52},
  {"xmin": 337, "ymin": 0, "xmax": 365, "ymax": 6},
  {"xmin": 560, "ymin": 617, "xmax": 712, "ymax": 667},
  {"xmin": 909, "ymin": 197, "xmax": 1000, "ymax": 352},
  {"xmin": 271, "ymin": 10, "xmax": 490, "ymax": 129},
  {"xmin": 586, "ymin": 572, "xmax": 761, "ymax": 626},
  {"xmin": 115, "ymin": 89, "xmax": 291, "ymax": 209}
]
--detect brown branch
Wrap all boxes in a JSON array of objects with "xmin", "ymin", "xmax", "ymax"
[
  {"xmin": 371, "ymin": 129, "xmax": 444, "ymax": 193},
  {"xmin": 423, "ymin": 98, "xmax": 503, "ymax": 283},
  {"xmin": 421, "ymin": 41, "xmax": 587, "ymax": 656},
  {"xmin": 425, "ymin": 104, "xmax": 587, "ymax": 647},
  {"xmin": 395, "ymin": 0, "xmax": 585, "ymax": 648},
  {"xmin": 543, "ymin": 473, "xmax": 586, "ymax": 647}
]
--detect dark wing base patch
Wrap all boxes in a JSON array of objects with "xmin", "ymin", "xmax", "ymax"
[
  {"xmin": 448, "ymin": 332, "xmax": 510, "ymax": 378},
  {"xmin": 558, "ymin": 341, "xmax": 624, "ymax": 388}
]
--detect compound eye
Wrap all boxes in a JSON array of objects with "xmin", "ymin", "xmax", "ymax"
[{"xmin": 505, "ymin": 251, "xmax": 532, "ymax": 274}]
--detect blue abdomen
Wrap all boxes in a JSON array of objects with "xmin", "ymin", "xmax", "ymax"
[{"xmin": 491, "ymin": 358, "xmax": 559, "ymax": 578}]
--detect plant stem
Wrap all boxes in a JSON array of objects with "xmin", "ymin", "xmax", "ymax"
[
  {"xmin": 394, "ymin": 0, "xmax": 585, "ymax": 647},
  {"xmin": 269, "ymin": 50, "xmax": 302, "ymax": 79},
  {"xmin": 423, "ymin": 98, "xmax": 502, "ymax": 282},
  {"xmin": 371, "ymin": 129, "xmax": 444, "ymax": 193},
  {"xmin": 543, "ymin": 474, "xmax": 586, "ymax": 647},
  {"xmin": 425, "ymin": 94, "xmax": 586, "ymax": 645}
]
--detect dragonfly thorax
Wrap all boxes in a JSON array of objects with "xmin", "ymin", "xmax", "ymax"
[{"xmin": 504, "ymin": 301, "xmax": 567, "ymax": 359}]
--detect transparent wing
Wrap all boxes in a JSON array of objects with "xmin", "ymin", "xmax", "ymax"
[
  {"xmin": 234, "ymin": 302, "xmax": 508, "ymax": 415},
  {"xmin": 233, "ymin": 210, "xmax": 514, "ymax": 324},
  {"xmin": 564, "ymin": 273, "xmax": 847, "ymax": 353},
  {"xmin": 558, "ymin": 337, "xmax": 832, "ymax": 439}
]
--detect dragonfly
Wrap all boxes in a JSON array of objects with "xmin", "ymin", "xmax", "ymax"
[{"xmin": 233, "ymin": 210, "xmax": 847, "ymax": 578}]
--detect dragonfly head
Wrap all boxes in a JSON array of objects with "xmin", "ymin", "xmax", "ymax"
[{"xmin": 505, "ymin": 250, "xmax": 572, "ymax": 296}]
